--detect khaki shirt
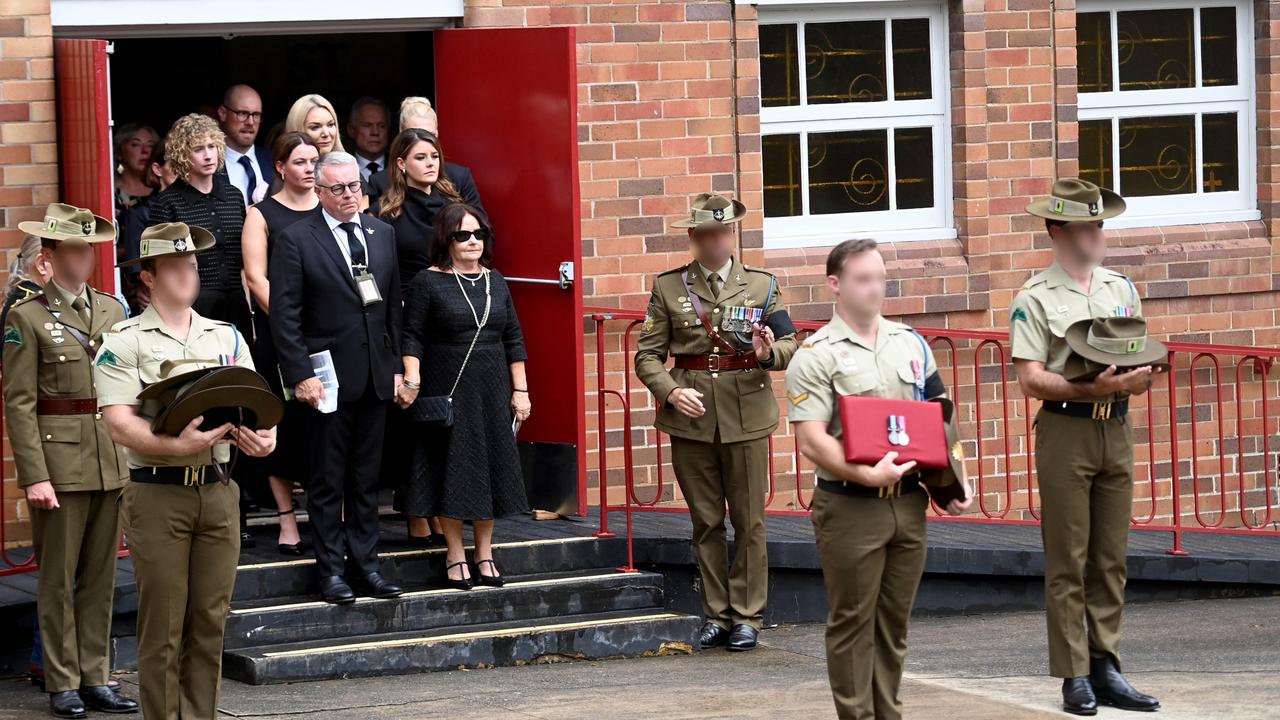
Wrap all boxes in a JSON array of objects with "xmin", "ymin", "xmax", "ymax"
[
  {"xmin": 2, "ymin": 285, "xmax": 128, "ymax": 490},
  {"xmin": 1009, "ymin": 262, "xmax": 1140, "ymax": 402},
  {"xmin": 94, "ymin": 305, "xmax": 254, "ymax": 468},
  {"xmin": 634, "ymin": 258, "xmax": 798, "ymax": 444},
  {"xmin": 785, "ymin": 313, "xmax": 939, "ymax": 483}
]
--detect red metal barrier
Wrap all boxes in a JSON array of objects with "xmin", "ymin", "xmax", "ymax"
[{"xmin": 587, "ymin": 307, "xmax": 1280, "ymax": 570}]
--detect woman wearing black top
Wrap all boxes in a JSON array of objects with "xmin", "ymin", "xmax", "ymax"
[
  {"xmin": 396, "ymin": 203, "xmax": 531, "ymax": 588},
  {"xmin": 242, "ymin": 132, "xmax": 320, "ymax": 555},
  {"xmin": 373, "ymin": 128, "xmax": 466, "ymax": 544}
]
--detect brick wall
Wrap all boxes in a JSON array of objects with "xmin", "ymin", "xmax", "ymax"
[{"xmin": 0, "ymin": 0, "xmax": 55, "ymax": 547}]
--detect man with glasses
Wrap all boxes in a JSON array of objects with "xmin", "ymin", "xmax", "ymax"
[
  {"xmin": 1011, "ymin": 179, "xmax": 1162, "ymax": 716},
  {"xmin": 216, "ymin": 84, "xmax": 274, "ymax": 206},
  {"xmin": 270, "ymin": 151, "xmax": 405, "ymax": 604}
]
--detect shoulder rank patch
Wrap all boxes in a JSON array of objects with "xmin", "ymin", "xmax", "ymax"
[
  {"xmin": 788, "ymin": 390, "xmax": 809, "ymax": 405},
  {"xmin": 640, "ymin": 314, "xmax": 655, "ymax": 335},
  {"xmin": 1010, "ymin": 307, "xmax": 1028, "ymax": 322},
  {"xmin": 95, "ymin": 348, "xmax": 118, "ymax": 367},
  {"xmin": 3, "ymin": 327, "xmax": 21, "ymax": 345}
]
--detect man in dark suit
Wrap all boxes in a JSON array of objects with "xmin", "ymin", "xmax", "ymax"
[
  {"xmin": 366, "ymin": 96, "xmax": 486, "ymax": 214},
  {"xmin": 270, "ymin": 151, "xmax": 404, "ymax": 604},
  {"xmin": 216, "ymin": 84, "xmax": 276, "ymax": 205}
]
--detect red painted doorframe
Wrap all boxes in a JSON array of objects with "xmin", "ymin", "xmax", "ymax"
[{"xmin": 54, "ymin": 39, "xmax": 115, "ymax": 294}]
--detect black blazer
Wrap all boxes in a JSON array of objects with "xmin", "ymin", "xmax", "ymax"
[
  {"xmin": 366, "ymin": 161, "xmax": 486, "ymax": 217},
  {"xmin": 269, "ymin": 208, "xmax": 403, "ymax": 402},
  {"xmin": 214, "ymin": 145, "xmax": 277, "ymax": 197}
]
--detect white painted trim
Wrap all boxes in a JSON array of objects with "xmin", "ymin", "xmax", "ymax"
[
  {"xmin": 51, "ymin": 0, "xmax": 461, "ymax": 37},
  {"xmin": 762, "ymin": 225, "xmax": 958, "ymax": 250},
  {"xmin": 1101, "ymin": 208, "xmax": 1262, "ymax": 231}
]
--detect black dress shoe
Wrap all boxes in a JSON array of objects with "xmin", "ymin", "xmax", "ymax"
[
  {"xmin": 443, "ymin": 561, "xmax": 473, "ymax": 590},
  {"xmin": 49, "ymin": 690, "xmax": 86, "ymax": 719},
  {"xmin": 1062, "ymin": 677, "xmax": 1098, "ymax": 716},
  {"xmin": 1090, "ymin": 657, "xmax": 1160, "ymax": 711},
  {"xmin": 319, "ymin": 575, "xmax": 356, "ymax": 604},
  {"xmin": 356, "ymin": 571, "xmax": 403, "ymax": 599},
  {"xmin": 474, "ymin": 558, "xmax": 505, "ymax": 587},
  {"xmin": 78, "ymin": 685, "xmax": 138, "ymax": 714},
  {"xmin": 726, "ymin": 624, "xmax": 759, "ymax": 652},
  {"xmin": 240, "ymin": 531, "xmax": 257, "ymax": 549},
  {"xmin": 699, "ymin": 622, "xmax": 729, "ymax": 649}
]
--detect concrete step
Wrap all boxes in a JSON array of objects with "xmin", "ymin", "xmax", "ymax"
[
  {"xmin": 231, "ymin": 535, "xmax": 626, "ymax": 603},
  {"xmin": 223, "ymin": 609, "xmax": 701, "ymax": 685},
  {"xmin": 224, "ymin": 569, "xmax": 666, "ymax": 650}
]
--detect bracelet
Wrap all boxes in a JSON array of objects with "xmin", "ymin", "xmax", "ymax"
[
  {"xmin": 403, "ymin": 379, "xmax": 420, "ymax": 390},
  {"xmin": 513, "ymin": 388, "xmax": 529, "ymax": 393}
]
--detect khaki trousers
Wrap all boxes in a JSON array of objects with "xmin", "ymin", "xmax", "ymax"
[
  {"xmin": 1036, "ymin": 408, "xmax": 1133, "ymax": 678},
  {"xmin": 811, "ymin": 487, "xmax": 928, "ymax": 720},
  {"xmin": 669, "ymin": 434, "xmax": 769, "ymax": 629},
  {"xmin": 121, "ymin": 480, "xmax": 240, "ymax": 720},
  {"xmin": 30, "ymin": 488, "xmax": 123, "ymax": 692}
]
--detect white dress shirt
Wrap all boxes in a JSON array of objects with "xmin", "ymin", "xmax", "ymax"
[
  {"xmin": 321, "ymin": 208, "xmax": 370, "ymax": 277},
  {"xmin": 224, "ymin": 145, "xmax": 266, "ymax": 206},
  {"xmin": 356, "ymin": 154, "xmax": 386, "ymax": 183}
]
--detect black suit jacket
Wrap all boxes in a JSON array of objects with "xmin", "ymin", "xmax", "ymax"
[
  {"xmin": 269, "ymin": 208, "xmax": 403, "ymax": 402},
  {"xmin": 214, "ymin": 145, "xmax": 277, "ymax": 202},
  {"xmin": 366, "ymin": 161, "xmax": 486, "ymax": 217}
]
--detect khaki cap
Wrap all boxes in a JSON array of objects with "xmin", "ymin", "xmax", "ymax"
[
  {"xmin": 19, "ymin": 203, "xmax": 115, "ymax": 244},
  {"xmin": 118, "ymin": 222, "xmax": 215, "ymax": 268}
]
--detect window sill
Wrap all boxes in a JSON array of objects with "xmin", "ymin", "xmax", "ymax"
[
  {"xmin": 1102, "ymin": 208, "xmax": 1262, "ymax": 231},
  {"xmin": 763, "ymin": 225, "xmax": 958, "ymax": 250}
]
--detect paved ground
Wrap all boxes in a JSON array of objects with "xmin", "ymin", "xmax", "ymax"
[{"xmin": 0, "ymin": 596, "xmax": 1275, "ymax": 719}]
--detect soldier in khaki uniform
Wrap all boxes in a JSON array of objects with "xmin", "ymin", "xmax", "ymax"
[
  {"xmin": 786, "ymin": 239, "xmax": 972, "ymax": 720},
  {"xmin": 2, "ymin": 204, "xmax": 138, "ymax": 719},
  {"xmin": 1011, "ymin": 179, "xmax": 1162, "ymax": 715},
  {"xmin": 95, "ymin": 223, "xmax": 277, "ymax": 720},
  {"xmin": 635, "ymin": 193, "xmax": 798, "ymax": 652}
]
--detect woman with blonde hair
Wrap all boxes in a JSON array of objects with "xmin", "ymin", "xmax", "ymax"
[{"xmin": 285, "ymin": 94, "xmax": 344, "ymax": 156}]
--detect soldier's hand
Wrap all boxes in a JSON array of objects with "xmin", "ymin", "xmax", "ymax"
[
  {"xmin": 667, "ymin": 387, "xmax": 706, "ymax": 418},
  {"xmin": 295, "ymin": 376, "xmax": 325, "ymax": 409},
  {"xmin": 25, "ymin": 481, "xmax": 59, "ymax": 510},
  {"xmin": 231, "ymin": 427, "xmax": 277, "ymax": 458},
  {"xmin": 173, "ymin": 416, "xmax": 236, "ymax": 455},
  {"xmin": 752, "ymin": 323, "xmax": 775, "ymax": 363},
  {"xmin": 1091, "ymin": 365, "xmax": 1153, "ymax": 395},
  {"xmin": 865, "ymin": 451, "xmax": 917, "ymax": 488},
  {"xmin": 944, "ymin": 481, "xmax": 974, "ymax": 517}
]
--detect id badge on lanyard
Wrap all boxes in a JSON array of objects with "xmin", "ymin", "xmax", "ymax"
[{"xmin": 354, "ymin": 270, "xmax": 383, "ymax": 306}]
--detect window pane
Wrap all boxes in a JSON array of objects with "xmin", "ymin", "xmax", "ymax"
[
  {"xmin": 1118, "ymin": 115, "xmax": 1197, "ymax": 197},
  {"xmin": 1117, "ymin": 9, "xmax": 1194, "ymax": 91},
  {"xmin": 1202, "ymin": 112, "xmax": 1239, "ymax": 193},
  {"xmin": 1078, "ymin": 12, "xmax": 1113, "ymax": 93},
  {"xmin": 892, "ymin": 18, "xmax": 932, "ymax": 101},
  {"xmin": 805, "ymin": 21, "xmax": 888, "ymax": 104},
  {"xmin": 1080, "ymin": 119, "xmax": 1115, "ymax": 191},
  {"xmin": 1200, "ymin": 7, "xmax": 1238, "ymax": 87},
  {"xmin": 761, "ymin": 24, "xmax": 800, "ymax": 108},
  {"xmin": 763, "ymin": 134, "xmax": 803, "ymax": 217},
  {"xmin": 808, "ymin": 130, "xmax": 889, "ymax": 214},
  {"xmin": 894, "ymin": 127, "xmax": 934, "ymax": 209}
]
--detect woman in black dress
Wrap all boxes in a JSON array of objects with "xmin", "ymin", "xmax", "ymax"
[
  {"xmin": 241, "ymin": 131, "xmax": 320, "ymax": 554},
  {"xmin": 373, "ymin": 128, "xmax": 466, "ymax": 545},
  {"xmin": 397, "ymin": 202, "xmax": 531, "ymax": 588}
]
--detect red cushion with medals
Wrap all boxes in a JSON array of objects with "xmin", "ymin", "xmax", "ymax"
[{"xmin": 837, "ymin": 395, "xmax": 949, "ymax": 470}]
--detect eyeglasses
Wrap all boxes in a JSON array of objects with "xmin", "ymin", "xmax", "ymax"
[
  {"xmin": 321, "ymin": 181, "xmax": 363, "ymax": 196},
  {"xmin": 224, "ymin": 108, "xmax": 263, "ymax": 123},
  {"xmin": 451, "ymin": 229, "xmax": 491, "ymax": 243}
]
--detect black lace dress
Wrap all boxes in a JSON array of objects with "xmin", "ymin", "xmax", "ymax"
[{"xmin": 402, "ymin": 268, "xmax": 529, "ymax": 520}]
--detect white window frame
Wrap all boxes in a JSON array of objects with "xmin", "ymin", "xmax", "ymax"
[
  {"xmin": 759, "ymin": 2, "xmax": 954, "ymax": 249},
  {"xmin": 1076, "ymin": 0, "xmax": 1258, "ymax": 229}
]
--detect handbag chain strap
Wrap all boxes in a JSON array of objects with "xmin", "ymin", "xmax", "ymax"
[{"xmin": 448, "ymin": 268, "xmax": 492, "ymax": 399}]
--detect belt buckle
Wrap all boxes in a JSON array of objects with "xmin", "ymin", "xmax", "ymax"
[
  {"xmin": 706, "ymin": 354, "xmax": 722, "ymax": 373},
  {"xmin": 1092, "ymin": 401, "xmax": 1112, "ymax": 420},
  {"xmin": 183, "ymin": 465, "xmax": 205, "ymax": 486}
]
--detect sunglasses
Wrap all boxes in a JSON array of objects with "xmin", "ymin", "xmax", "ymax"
[{"xmin": 451, "ymin": 229, "xmax": 491, "ymax": 243}]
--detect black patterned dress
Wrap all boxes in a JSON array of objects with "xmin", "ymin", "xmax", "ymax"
[{"xmin": 402, "ymin": 268, "xmax": 529, "ymax": 520}]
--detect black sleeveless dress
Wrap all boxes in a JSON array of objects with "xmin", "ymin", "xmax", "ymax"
[
  {"xmin": 250, "ymin": 196, "xmax": 317, "ymax": 481},
  {"xmin": 402, "ymin": 269, "xmax": 530, "ymax": 520}
]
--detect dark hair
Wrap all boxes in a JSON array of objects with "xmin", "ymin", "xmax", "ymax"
[
  {"xmin": 140, "ymin": 258, "xmax": 157, "ymax": 275},
  {"xmin": 825, "ymin": 238, "xmax": 879, "ymax": 277},
  {"xmin": 271, "ymin": 131, "xmax": 318, "ymax": 165},
  {"xmin": 1046, "ymin": 219, "xmax": 1067, "ymax": 233},
  {"xmin": 429, "ymin": 202, "xmax": 492, "ymax": 269},
  {"xmin": 349, "ymin": 95, "xmax": 389, "ymax": 118},
  {"xmin": 377, "ymin": 128, "xmax": 461, "ymax": 220}
]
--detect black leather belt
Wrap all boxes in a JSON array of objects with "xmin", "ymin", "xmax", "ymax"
[
  {"xmin": 1042, "ymin": 398, "xmax": 1129, "ymax": 420},
  {"xmin": 673, "ymin": 352, "xmax": 759, "ymax": 373},
  {"xmin": 817, "ymin": 473, "xmax": 921, "ymax": 499},
  {"xmin": 37, "ymin": 398, "xmax": 99, "ymax": 415},
  {"xmin": 130, "ymin": 465, "xmax": 220, "ymax": 486}
]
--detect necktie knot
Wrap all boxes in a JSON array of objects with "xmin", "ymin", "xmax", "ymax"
[
  {"xmin": 367, "ymin": 161, "xmax": 380, "ymax": 175},
  {"xmin": 708, "ymin": 272, "xmax": 723, "ymax": 298},
  {"xmin": 72, "ymin": 296, "xmax": 90, "ymax": 326}
]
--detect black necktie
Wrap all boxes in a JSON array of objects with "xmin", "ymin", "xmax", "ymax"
[
  {"xmin": 237, "ymin": 155, "xmax": 258, "ymax": 204},
  {"xmin": 339, "ymin": 221, "xmax": 367, "ymax": 269},
  {"xmin": 367, "ymin": 161, "xmax": 380, "ymax": 176}
]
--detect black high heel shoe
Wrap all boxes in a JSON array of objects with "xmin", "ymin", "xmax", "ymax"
[
  {"xmin": 474, "ymin": 558, "xmax": 504, "ymax": 587},
  {"xmin": 443, "ymin": 561, "xmax": 473, "ymax": 590},
  {"xmin": 276, "ymin": 510, "xmax": 307, "ymax": 556}
]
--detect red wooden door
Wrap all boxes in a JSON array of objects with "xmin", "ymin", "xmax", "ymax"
[
  {"xmin": 54, "ymin": 39, "xmax": 115, "ymax": 293},
  {"xmin": 434, "ymin": 27, "xmax": 585, "ymax": 515}
]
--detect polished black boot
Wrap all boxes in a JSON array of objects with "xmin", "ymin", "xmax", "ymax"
[
  {"xmin": 49, "ymin": 691, "xmax": 87, "ymax": 719},
  {"xmin": 1090, "ymin": 657, "xmax": 1160, "ymax": 711},
  {"xmin": 698, "ymin": 622, "xmax": 729, "ymax": 649},
  {"xmin": 319, "ymin": 575, "xmax": 356, "ymax": 604},
  {"xmin": 355, "ymin": 571, "xmax": 403, "ymax": 599},
  {"xmin": 1062, "ymin": 677, "xmax": 1098, "ymax": 716},
  {"xmin": 78, "ymin": 685, "xmax": 138, "ymax": 714},
  {"xmin": 726, "ymin": 624, "xmax": 759, "ymax": 652}
]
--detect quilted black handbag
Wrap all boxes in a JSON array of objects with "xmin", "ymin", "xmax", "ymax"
[{"xmin": 408, "ymin": 313, "xmax": 485, "ymax": 428}]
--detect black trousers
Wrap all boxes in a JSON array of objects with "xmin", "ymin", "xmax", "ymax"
[{"xmin": 306, "ymin": 385, "xmax": 388, "ymax": 578}]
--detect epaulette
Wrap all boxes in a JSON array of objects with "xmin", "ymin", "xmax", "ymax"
[
  {"xmin": 742, "ymin": 264, "xmax": 775, "ymax": 277},
  {"xmin": 1021, "ymin": 270, "xmax": 1050, "ymax": 290},
  {"xmin": 110, "ymin": 316, "xmax": 142, "ymax": 333},
  {"xmin": 657, "ymin": 264, "xmax": 689, "ymax": 278},
  {"xmin": 11, "ymin": 293, "xmax": 41, "ymax": 308}
]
